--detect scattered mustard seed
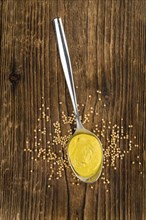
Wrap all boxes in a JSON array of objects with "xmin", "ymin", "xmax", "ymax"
[{"xmin": 24, "ymin": 93, "xmax": 141, "ymax": 191}]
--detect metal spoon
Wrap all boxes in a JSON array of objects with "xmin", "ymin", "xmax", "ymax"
[{"xmin": 53, "ymin": 17, "xmax": 103, "ymax": 183}]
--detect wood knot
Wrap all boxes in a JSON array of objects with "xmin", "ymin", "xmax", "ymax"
[
  {"xmin": 9, "ymin": 72, "xmax": 21, "ymax": 84},
  {"xmin": 9, "ymin": 61, "xmax": 21, "ymax": 85}
]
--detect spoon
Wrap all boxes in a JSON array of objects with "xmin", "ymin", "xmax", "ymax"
[{"xmin": 53, "ymin": 17, "xmax": 103, "ymax": 183}]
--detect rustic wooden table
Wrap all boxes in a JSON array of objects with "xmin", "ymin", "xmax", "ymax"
[{"xmin": 0, "ymin": 0, "xmax": 145, "ymax": 219}]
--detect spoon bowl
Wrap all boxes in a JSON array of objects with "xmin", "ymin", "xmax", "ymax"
[
  {"xmin": 67, "ymin": 128, "xmax": 103, "ymax": 183},
  {"xmin": 53, "ymin": 17, "xmax": 103, "ymax": 183}
]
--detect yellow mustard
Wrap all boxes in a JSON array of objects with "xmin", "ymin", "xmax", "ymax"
[{"xmin": 68, "ymin": 133, "xmax": 102, "ymax": 178}]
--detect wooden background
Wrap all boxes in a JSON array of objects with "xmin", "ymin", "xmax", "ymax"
[{"xmin": 0, "ymin": 0, "xmax": 145, "ymax": 219}]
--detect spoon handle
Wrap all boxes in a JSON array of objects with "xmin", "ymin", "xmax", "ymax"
[{"xmin": 53, "ymin": 17, "xmax": 82, "ymax": 129}]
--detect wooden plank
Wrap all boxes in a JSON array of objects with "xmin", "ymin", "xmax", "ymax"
[{"xmin": 0, "ymin": 0, "xmax": 145, "ymax": 219}]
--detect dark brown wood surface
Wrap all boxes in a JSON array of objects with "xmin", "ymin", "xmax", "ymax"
[{"xmin": 0, "ymin": 0, "xmax": 145, "ymax": 219}]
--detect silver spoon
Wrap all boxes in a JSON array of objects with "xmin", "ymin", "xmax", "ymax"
[{"xmin": 53, "ymin": 17, "xmax": 103, "ymax": 183}]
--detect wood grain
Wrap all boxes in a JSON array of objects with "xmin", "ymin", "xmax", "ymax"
[{"xmin": 0, "ymin": 0, "xmax": 145, "ymax": 219}]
